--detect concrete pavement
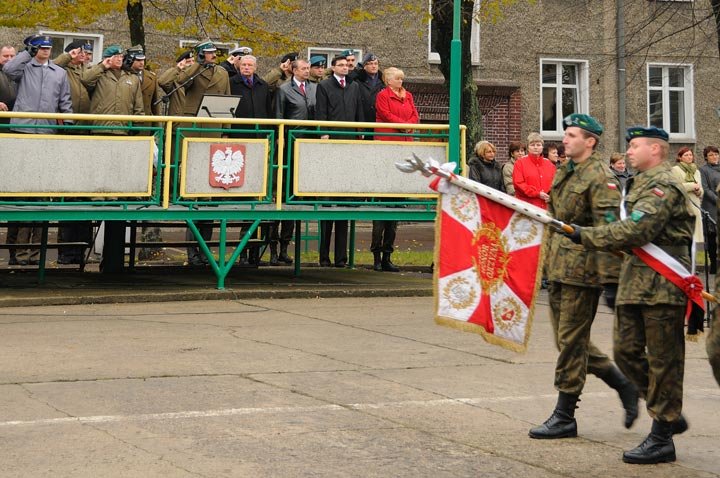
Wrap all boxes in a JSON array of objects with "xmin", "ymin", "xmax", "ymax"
[{"xmin": 0, "ymin": 295, "xmax": 717, "ymax": 477}]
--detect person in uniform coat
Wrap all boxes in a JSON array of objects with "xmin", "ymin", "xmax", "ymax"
[
  {"xmin": 53, "ymin": 40, "xmax": 95, "ymax": 265},
  {"xmin": 160, "ymin": 41, "xmax": 230, "ymax": 266},
  {"xmin": 566, "ymin": 125, "xmax": 694, "ymax": 464},
  {"xmin": 315, "ymin": 54, "xmax": 364, "ymax": 268},
  {"xmin": 308, "ymin": 55, "xmax": 327, "ymax": 84},
  {"xmin": 529, "ymin": 114, "xmax": 638, "ymax": 441}
]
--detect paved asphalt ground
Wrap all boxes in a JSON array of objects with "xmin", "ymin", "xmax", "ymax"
[{"xmin": 1, "ymin": 294, "xmax": 718, "ymax": 477}]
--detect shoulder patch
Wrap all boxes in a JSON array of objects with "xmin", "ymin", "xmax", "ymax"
[
  {"xmin": 630, "ymin": 210, "xmax": 646, "ymax": 222},
  {"xmin": 652, "ymin": 187, "xmax": 665, "ymax": 198}
]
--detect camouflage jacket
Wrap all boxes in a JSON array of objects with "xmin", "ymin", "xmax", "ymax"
[
  {"xmin": 580, "ymin": 163, "xmax": 694, "ymax": 306},
  {"xmin": 546, "ymin": 151, "xmax": 622, "ymax": 287}
]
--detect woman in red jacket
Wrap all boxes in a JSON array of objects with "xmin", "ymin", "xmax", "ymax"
[
  {"xmin": 374, "ymin": 67, "xmax": 419, "ymax": 141},
  {"xmin": 512, "ymin": 132, "xmax": 556, "ymax": 210},
  {"xmin": 371, "ymin": 67, "xmax": 420, "ymax": 272}
]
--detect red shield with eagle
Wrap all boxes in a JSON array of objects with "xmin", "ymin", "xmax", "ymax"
[{"xmin": 209, "ymin": 144, "xmax": 246, "ymax": 190}]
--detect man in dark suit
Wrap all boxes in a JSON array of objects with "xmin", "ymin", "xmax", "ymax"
[
  {"xmin": 230, "ymin": 54, "xmax": 272, "ymax": 265},
  {"xmin": 273, "ymin": 59, "xmax": 317, "ymax": 265},
  {"xmin": 315, "ymin": 54, "xmax": 364, "ymax": 267}
]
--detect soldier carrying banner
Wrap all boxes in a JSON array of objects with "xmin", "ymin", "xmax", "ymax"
[{"xmin": 564, "ymin": 125, "xmax": 694, "ymax": 464}]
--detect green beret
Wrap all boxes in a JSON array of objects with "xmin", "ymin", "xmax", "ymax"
[
  {"xmin": 625, "ymin": 126, "xmax": 669, "ymax": 142},
  {"xmin": 102, "ymin": 45, "xmax": 123, "ymax": 58},
  {"xmin": 340, "ymin": 49, "xmax": 355, "ymax": 57},
  {"xmin": 310, "ymin": 55, "xmax": 326, "ymax": 67},
  {"xmin": 563, "ymin": 113, "xmax": 603, "ymax": 136}
]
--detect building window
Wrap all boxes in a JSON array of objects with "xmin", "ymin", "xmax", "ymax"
[
  {"xmin": 179, "ymin": 40, "xmax": 237, "ymax": 57},
  {"xmin": 306, "ymin": 47, "xmax": 363, "ymax": 66},
  {"xmin": 39, "ymin": 30, "xmax": 103, "ymax": 63},
  {"xmin": 428, "ymin": 0, "xmax": 480, "ymax": 65},
  {"xmin": 540, "ymin": 59, "xmax": 589, "ymax": 137},
  {"xmin": 647, "ymin": 64, "xmax": 694, "ymax": 141}
]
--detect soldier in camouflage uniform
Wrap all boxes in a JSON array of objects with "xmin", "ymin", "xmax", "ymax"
[
  {"xmin": 567, "ymin": 126, "xmax": 693, "ymax": 464},
  {"xmin": 710, "ymin": 289, "xmax": 720, "ymax": 386},
  {"xmin": 529, "ymin": 114, "xmax": 638, "ymax": 440}
]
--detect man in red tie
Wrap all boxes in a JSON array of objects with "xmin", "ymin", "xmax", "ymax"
[{"xmin": 315, "ymin": 55, "xmax": 364, "ymax": 267}]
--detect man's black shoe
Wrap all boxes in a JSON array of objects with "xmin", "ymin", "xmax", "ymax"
[
  {"xmin": 335, "ymin": 261, "xmax": 347, "ymax": 268},
  {"xmin": 17, "ymin": 259, "xmax": 28, "ymax": 266},
  {"xmin": 529, "ymin": 392, "xmax": 578, "ymax": 439},
  {"xmin": 187, "ymin": 256, "xmax": 205, "ymax": 266},
  {"xmin": 319, "ymin": 259, "xmax": 332, "ymax": 267}
]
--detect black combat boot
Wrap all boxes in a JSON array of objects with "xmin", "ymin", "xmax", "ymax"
[
  {"xmin": 528, "ymin": 392, "xmax": 578, "ymax": 439},
  {"xmin": 623, "ymin": 419, "xmax": 675, "ymax": 464},
  {"xmin": 381, "ymin": 252, "xmax": 399, "ymax": 272},
  {"xmin": 599, "ymin": 365, "xmax": 639, "ymax": 428},
  {"xmin": 671, "ymin": 414, "xmax": 689, "ymax": 435},
  {"xmin": 269, "ymin": 244, "xmax": 279, "ymax": 266},
  {"xmin": 278, "ymin": 243, "xmax": 293, "ymax": 264},
  {"xmin": 373, "ymin": 252, "xmax": 382, "ymax": 271}
]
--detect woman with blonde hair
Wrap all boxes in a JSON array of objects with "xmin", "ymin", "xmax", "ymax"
[
  {"xmin": 374, "ymin": 67, "xmax": 418, "ymax": 141},
  {"xmin": 371, "ymin": 67, "xmax": 420, "ymax": 272},
  {"xmin": 468, "ymin": 140, "xmax": 504, "ymax": 191}
]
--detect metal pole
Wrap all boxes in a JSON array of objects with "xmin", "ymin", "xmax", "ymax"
[
  {"xmin": 448, "ymin": 0, "xmax": 462, "ymax": 168},
  {"xmin": 616, "ymin": 0, "xmax": 627, "ymax": 152}
]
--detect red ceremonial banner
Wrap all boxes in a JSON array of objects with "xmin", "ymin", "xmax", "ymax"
[
  {"xmin": 434, "ymin": 186, "xmax": 545, "ymax": 352},
  {"xmin": 209, "ymin": 144, "xmax": 246, "ymax": 190}
]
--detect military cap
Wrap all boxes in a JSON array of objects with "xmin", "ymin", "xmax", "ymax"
[
  {"xmin": 64, "ymin": 39, "xmax": 92, "ymax": 53},
  {"xmin": 126, "ymin": 45, "xmax": 145, "ymax": 60},
  {"xmin": 175, "ymin": 50, "xmax": 193, "ymax": 63},
  {"xmin": 102, "ymin": 45, "xmax": 123, "ymax": 58},
  {"xmin": 194, "ymin": 41, "xmax": 216, "ymax": 54},
  {"xmin": 26, "ymin": 35, "xmax": 53, "ymax": 48},
  {"xmin": 229, "ymin": 46, "xmax": 252, "ymax": 57},
  {"xmin": 563, "ymin": 113, "xmax": 604, "ymax": 136},
  {"xmin": 340, "ymin": 49, "xmax": 355, "ymax": 57},
  {"xmin": 281, "ymin": 52, "xmax": 299, "ymax": 63},
  {"xmin": 625, "ymin": 125, "xmax": 669, "ymax": 143},
  {"xmin": 310, "ymin": 55, "xmax": 326, "ymax": 67},
  {"xmin": 362, "ymin": 52, "xmax": 378, "ymax": 64}
]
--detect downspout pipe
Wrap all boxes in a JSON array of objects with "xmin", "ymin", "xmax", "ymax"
[{"xmin": 617, "ymin": 0, "xmax": 627, "ymax": 152}]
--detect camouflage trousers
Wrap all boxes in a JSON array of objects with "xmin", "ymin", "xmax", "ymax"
[
  {"xmin": 707, "ymin": 307, "xmax": 720, "ymax": 387},
  {"xmin": 615, "ymin": 304, "xmax": 685, "ymax": 422},
  {"xmin": 548, "ymin": 282, "xmax": 613, "ymax": 394}
]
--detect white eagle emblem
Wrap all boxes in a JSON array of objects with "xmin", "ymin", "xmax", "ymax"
[{"xmin": 211, "ymin": 146, "xmax": 245, "ymax": 187}]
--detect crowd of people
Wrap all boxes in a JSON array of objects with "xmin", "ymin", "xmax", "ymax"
[
  {"xmin": 0, "ymin": 36, "xmax": 420, "ymax": 270},
  {"xmin": 468, "ymin": 113, "xmax": 720, "ymax": 464}
]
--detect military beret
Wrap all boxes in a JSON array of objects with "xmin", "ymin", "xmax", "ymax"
[
  {"xmin": 175, "ymin": 50, "xmax": 192, "ymax": 63},
  {"xmin": 362, "ymin": 52, "xmax": 378, "ymax": 64},
  {"xmin": 625, "ymin": 125, "xmax": 669, "ymax": 143},
  {"xmin": 194, "ymin": 41, "xmax": 216, "ymax": 54},
  {"xmin": 229, "ymin": 46, "xmax": 252, "ymax": 57},
  {"xmin": 563, "ymin": 113, "xmax": 604, "ymax": 136},
  {"xmin": 27, "ymin": 35, "xmax": 53, "ymax": 48},
  {"xmin": 310, "ymin": 55, "xmax": 326, "ymax": 67},
  {"xmin": 340, "ymin": 49, "xmax": 355, "ymax": 57},
  {"xmin": 281, "ymin": 52, "xmax": 299, "ymax": 63},
  {"xmin": 64, "ymin": 39, "xmax": 92, "ymax": 53},
  {"xmin": 102, "ymin": 45, "xmax": 123, "ymax": 58}
]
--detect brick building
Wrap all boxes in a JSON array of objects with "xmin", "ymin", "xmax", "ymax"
[{"xmin": 1, "ymin": 0, "xmax": 718, "ymax": 162}]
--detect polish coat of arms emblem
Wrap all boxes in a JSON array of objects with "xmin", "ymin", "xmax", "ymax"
[{"xmin": 209, "ymin": 144, "xmax": 246, "ymax": 190}]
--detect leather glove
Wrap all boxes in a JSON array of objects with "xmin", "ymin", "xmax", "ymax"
[
  {"xmin": 563, "ymin": 224, "xmax": 582, "ymax": 244},
  {"xmin": 603, "ymin": 284, "xmax": 618, "ymax": 310}
]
